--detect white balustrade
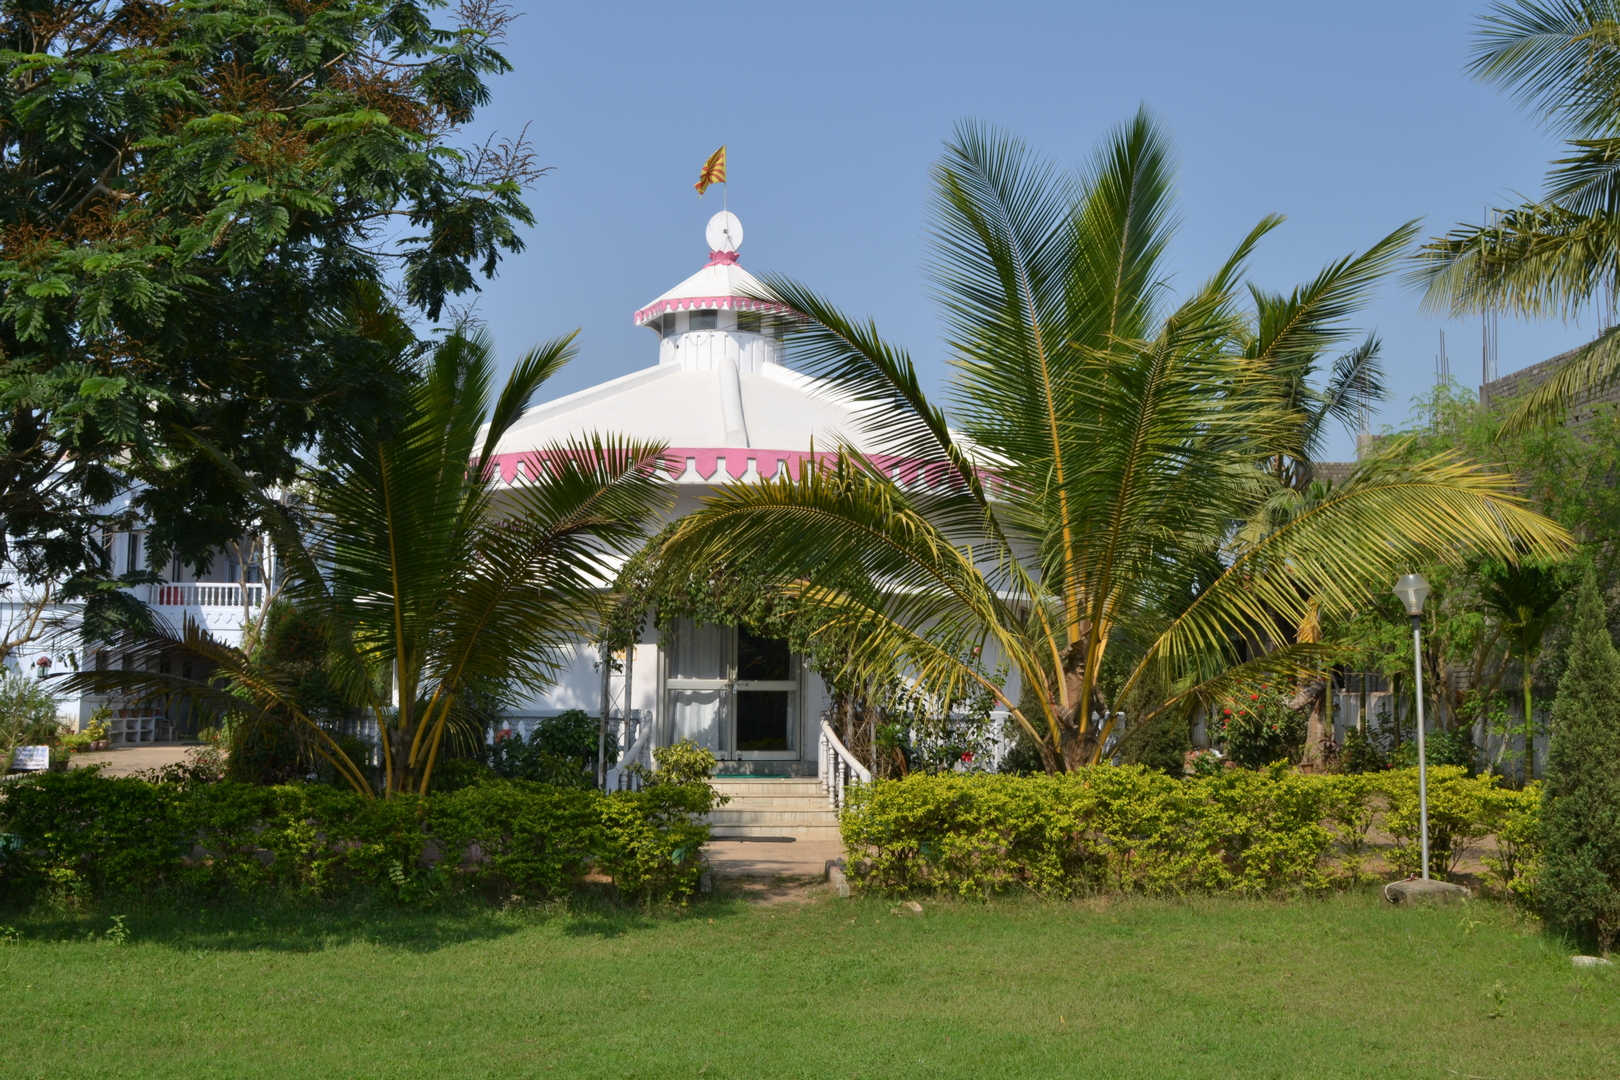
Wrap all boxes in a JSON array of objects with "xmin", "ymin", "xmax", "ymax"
[
  {"xmin": 148, "ymin": 582, "xmax": 266, "ymax": 608},
  {"xmin": 818, "ymin": 720, "xmax": 872, "ymax": 810}
]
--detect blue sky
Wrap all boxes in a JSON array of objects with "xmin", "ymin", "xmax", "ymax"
[{"xmin": 463, "ymin": 0, "xmax": 1600, "ymax": 460}]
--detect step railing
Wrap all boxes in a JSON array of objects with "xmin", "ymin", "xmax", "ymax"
[
  {"xmin": 818, "ymin": 720, "xmax": 871, "ymax": 811},
  {"xmin": 615, "ymin": 715, "xmax": 653, "ymax": 791}
]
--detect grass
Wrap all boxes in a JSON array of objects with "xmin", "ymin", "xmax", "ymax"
[{"xmin": 0, "ymin": 889, "xmax": 1614, "ymax": 1079}]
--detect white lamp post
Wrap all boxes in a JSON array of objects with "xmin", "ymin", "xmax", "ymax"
[{"xmin": 1393, "ymin": 573, "xmax": 1432, "ymax": 880}]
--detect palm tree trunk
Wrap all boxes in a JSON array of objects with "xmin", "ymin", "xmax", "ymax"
[
  {"xmin": 1301, "ymin": 679, "xmax": 1330, "ymax": 769},
  {"xmin": 1521, "ymin": 658, "xmax": 1536, "ymax": 784},
  {"xmin": 387, "ymin": 727, "xmax": 415, "ymax": 794}
]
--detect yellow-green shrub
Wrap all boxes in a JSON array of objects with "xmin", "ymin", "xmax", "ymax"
[
  {"xmin": 841, "ymin": 766, "xmax": 1541, "ymax": 899},
  {"xmin": 1379, "ymin": 766, "xmax": 1500, "ymax": 880},
  {"xmin": 0, "ymin": 769, "xmax": 711, "ymax": 907},
  {"xmin": 843, "ymin": 767, "xmax": 1342, "ymax": 898}
]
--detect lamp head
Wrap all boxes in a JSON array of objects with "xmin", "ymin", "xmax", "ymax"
[{"xmin": 1393, "ymin": 573, "xmax": 1431, "ymax": 618}]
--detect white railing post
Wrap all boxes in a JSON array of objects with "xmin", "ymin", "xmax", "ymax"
[{"xmin": 818, "ymin": 720, "xmax": 870, "ymax": 813}]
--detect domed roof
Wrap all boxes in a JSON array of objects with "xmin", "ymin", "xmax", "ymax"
[{"xmin": 487, "ymin": 211, "xmax": 942, "ymax": 490}]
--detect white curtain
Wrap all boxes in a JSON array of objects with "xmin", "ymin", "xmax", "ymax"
[
  {"xmin": 669, "ymin": 620, "xmax": 729, "ymax": 680},
  {"xmin": 670, "ymin": 688, "xmax": 724, "ymax": 752}
]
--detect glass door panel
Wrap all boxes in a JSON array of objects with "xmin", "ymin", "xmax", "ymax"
[
  {"xmin": 664, "ymin": 622, "xmax": 799, "ymax": 761},
  {"xmin": 733, "ymin": 627, "xmax": 796, "ymax": 758},
  {"xmin": 665, "ymin": 621, "xmax": 732, "ymax": 754},
  {"xmin": 735, "ymin": 689, "xmax": 793, "ymax": 752}
]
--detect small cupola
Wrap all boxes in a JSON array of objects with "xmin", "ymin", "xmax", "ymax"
[{"xmin": 632, "ymin": 212, "xmax": 794, "ymax": 374}]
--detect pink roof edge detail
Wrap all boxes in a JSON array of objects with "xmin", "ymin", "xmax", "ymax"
[
  {"xmin": 632, "ymin": 296, "xmax": 794, "ymax": 326},
  {"xmin": 488, "ymin": 447, "xmax": 982, "ymax": 488}
]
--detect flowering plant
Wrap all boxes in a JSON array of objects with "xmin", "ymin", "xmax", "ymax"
[{"xmin": 1211, "ymin": 683, "xmax": 1306, "ymax": 769}]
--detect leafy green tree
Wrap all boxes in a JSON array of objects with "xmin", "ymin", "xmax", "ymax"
[
  {"xmin": 223, "ymin": 599, "xmax": 362, "ymax": 785},
  {"xmin": 0, "ymin": 0, "xmax": 538, "ymax": 621},
  {"xmin": 1339, "ymin": 384, "xmax": 1617, "ymax": 773},
  {"xmin": 70, "ymin": 330, "xmax": 667, "ymax": 796},
  {"xmin": 1413, "ymin": 1, "xmax": 1620, "ymax": 425},
  {"xmin": 1540, "ymin": 567, "xmax": 1620, "ymax": 954},
  {"xmin": 661, "ymin": 114, "xmax": 1573, "ymax": 772}
]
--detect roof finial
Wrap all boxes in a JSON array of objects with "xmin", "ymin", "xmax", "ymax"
[{"xmin": 705, "ymin": 211, "xmax": 743, "ymax": 266}]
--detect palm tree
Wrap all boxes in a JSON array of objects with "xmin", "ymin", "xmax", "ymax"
[
  {"xmin": 1478, "ymin": 557, "xmax": 1570, "ymax": 781},
  {"xmin": 1414, "ymin": 1, "xmax": 1620, "ymax": 425},
  {"xmin": 1249, "ymin": 328, "xmax": 1383, "ymax": 491},
  {"xmin": 661, "ymin": 113, "xmax": 1573, "ymax": 772},
  {"xmin": 72, "ymin": 328, "xmax": 668, "ymax": 796}
]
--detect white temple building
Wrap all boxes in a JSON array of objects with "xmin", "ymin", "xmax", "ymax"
[{"xmin": 487, "ymin": 211, "xmax": 880, "ymax": 778}]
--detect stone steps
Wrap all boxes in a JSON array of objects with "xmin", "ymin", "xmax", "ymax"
[{"xmin": 706, "ymin": 777, "xmax": 841, "ymax": 842}]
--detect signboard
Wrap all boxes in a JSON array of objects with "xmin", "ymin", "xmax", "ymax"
[{"xmin": 9, "ymin": 745, "xmax": 49, "ymax": 772}]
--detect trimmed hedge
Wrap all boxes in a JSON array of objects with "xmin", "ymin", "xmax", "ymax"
[
  {"xmin": 0, "ymin": 770, "xmax": 712, "ymax": 907},
  {"xmin": 840, "ymin": 766, "xmax": 1539, "ymax": 899}
]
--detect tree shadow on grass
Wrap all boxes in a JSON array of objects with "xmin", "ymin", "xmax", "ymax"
[{"xmin": 3, "ymin": 892, "xmax": 756, "ymax": 953}]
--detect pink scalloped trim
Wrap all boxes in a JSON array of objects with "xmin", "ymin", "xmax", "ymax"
[
  {"xmin": 487, "ymin": 447, "xmax": 988, "ymax": 489},
  {"xmin": 632, "ymin": 296, "xmax": 793, "ymax": 326}
]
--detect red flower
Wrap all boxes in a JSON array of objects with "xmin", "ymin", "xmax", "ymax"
[
  {"xmin": 1221, "ymin": 708, "xmax": 1232, "ymax": 717},
  {"xmin": 961, "ymin": 751, "xmax": 974, "ymax": 763},
  {"xmin": 496, "ymin": 727, "xmax": 514, "ymax": 743}
]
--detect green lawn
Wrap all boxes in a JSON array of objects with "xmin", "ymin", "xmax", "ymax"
[{"xmin": 1, "ymin": 890, "xmax": 1614, "ymax": 1079}]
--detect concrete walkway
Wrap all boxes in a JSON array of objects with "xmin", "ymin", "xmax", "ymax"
[
  {"xmin": 703, "ymin": 836, "xmax": 845, "ymax": 881},
  {"xmin": 68, "ymin": 744, "xmax": 200, "ymax": 776}
]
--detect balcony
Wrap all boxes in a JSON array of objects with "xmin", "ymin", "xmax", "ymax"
[{"xmin": 148, "ymin": 582, "xmax": 267, "ymax": 608}]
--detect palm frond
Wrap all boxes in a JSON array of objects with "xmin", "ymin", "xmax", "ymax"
[{"xmin": 1471, "ymin": 2, "xmax": 1620, "ymax": 136}]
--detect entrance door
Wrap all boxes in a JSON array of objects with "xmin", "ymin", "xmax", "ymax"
[{"xmin": 664, "ymin": 622, "xmax": 798, "ymax": 760}]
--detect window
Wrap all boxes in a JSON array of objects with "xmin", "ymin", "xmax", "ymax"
[
  {"xmin": 689, "ymin": 310, "xmax": 717, "ymax": 331},
  {"xmin": 124, "ymin": 532, "xmax": 140, "ymax": 575},
  {"xmin": 658, "ymin": 313, "xmax": 678, "ymax": 338},
  {"xmin": 736, "ymin": 311, "xmax": 762, "ymax": 334}
]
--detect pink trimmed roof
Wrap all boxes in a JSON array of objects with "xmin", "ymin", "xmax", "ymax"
[
  {"xmin": 632, "ymin": 252, "xmax": 792, "ymax": 327},
  {"xmin": 488, "ymin": 447, "xmax": 977, "ymax": 489},
  {"xmin": 632, "ymin": 295, "xmax": 792, "ymax": 326}
]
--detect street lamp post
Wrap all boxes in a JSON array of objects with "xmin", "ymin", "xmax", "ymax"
[{"xmin": 1393, "ymin": 573, "xmax": 1432, "ymax": 881}]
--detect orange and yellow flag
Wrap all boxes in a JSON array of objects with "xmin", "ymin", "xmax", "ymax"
[{"xmin": 695, "ymin": 145, "xmax": 726, "ymax": 196}]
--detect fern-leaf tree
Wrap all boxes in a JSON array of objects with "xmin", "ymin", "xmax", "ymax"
[
  {"xmin": 69, "ymin": 329, "xmax": 667, "ymax": 796},
  {"xmin": 662, "ymin": 114, "xmax": 1573, "ymax": 772},
  {"xmin": 1413, "ymin": 1, "xmax": 1620, "ymax": 425}
]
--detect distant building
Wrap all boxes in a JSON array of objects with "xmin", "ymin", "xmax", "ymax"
[
  {"xmin": 1, "ymin": 509, "xmax": 271, "ymax": 743},
  {"xmin": 1480, "ymin": 346, "xmax": 1620, "ymax": 423}
]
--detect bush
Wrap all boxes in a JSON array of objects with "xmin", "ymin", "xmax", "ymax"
[
  {"xmin": 484, "ymin": 710, "xmax": 616, "ymax": 789},
  {"xmin": 0, "ymin": 770, "xmax": 713, "ymax": 908},
  {"xmin": 1380, "ymin": 766, "xmax": 1500, "ymax": 879},
  {"xmin": 841, "ymin": 767, "xmax": 1347, "ymax": 899},
  {"xmin": 1481, "ymin": 783, "xmax": 1541, "ymax": 905},
  {"xmin": 838, "ymin": 766, "xmax": 1543, "ymax": 900},
  {"xmin": 1339, "ymin": 728, "xmax": 1387, "ymax": 774},
  {"xmin": 0, "ymin": 673, "xmax": 61, "ymax": 761},
  {"xmin": 224, "ymin": 716, "xmax": 310, "ymax": 786},
  {"xmin": 1211, "ymin": 685, "xmax": 1306, "ymax": 768},
  {"xmin": 643, "ymin": 739, "xmax": 719, "ymax": 788},
  {"xmin": 1391, "ymin": 727, "xmax": 1477, "ymax": 772},
  {"xmin": 597, "ymin": 784, "xmax": 714, "ymax": 904},
  {"xmin": 1539, "ymin": 568, "xmax": 1620, "ymax": 954}
]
